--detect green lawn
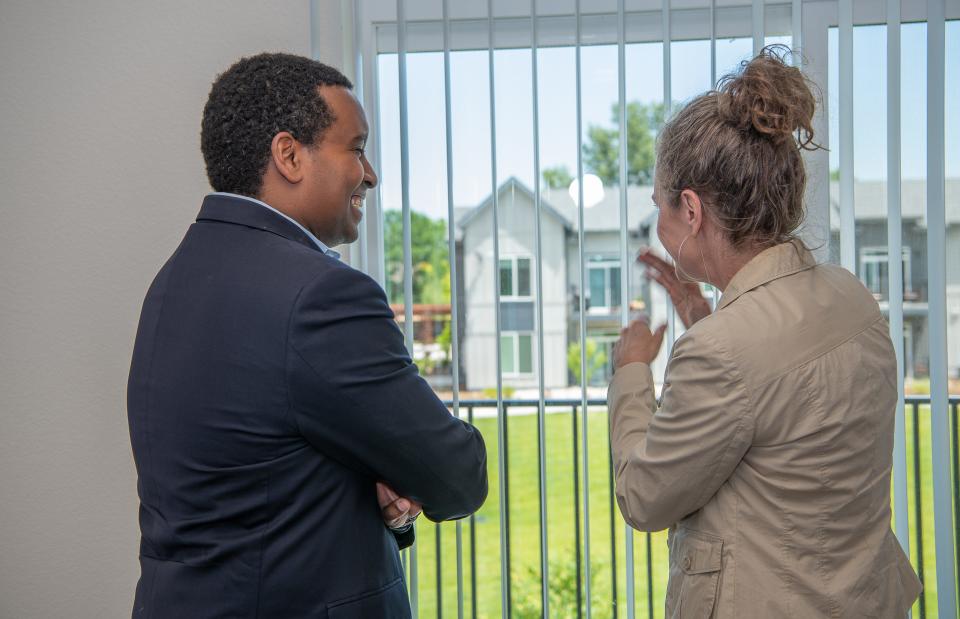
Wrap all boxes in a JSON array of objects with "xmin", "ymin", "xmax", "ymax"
[{"xmin": 403, "ymin": 405, "xmax": 955, "ymax": 619}]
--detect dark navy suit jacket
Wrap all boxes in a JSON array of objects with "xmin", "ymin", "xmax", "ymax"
[{"xmin": 127, "ymin": 194, "xmax": 487, "ymax": 618}]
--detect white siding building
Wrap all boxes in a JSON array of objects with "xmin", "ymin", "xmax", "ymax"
[
  {"xmin": 457, "ymin": 178, "xmax": 669, "ymax": 391},
  {"xmin": 457, "ymin": 177, "xmax": 960, "ymax": 392}
]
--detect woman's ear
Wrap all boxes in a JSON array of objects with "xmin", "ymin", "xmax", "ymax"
[{"xmin": 679, "ymin": 189, "xmax": 704, "ymax": 237}]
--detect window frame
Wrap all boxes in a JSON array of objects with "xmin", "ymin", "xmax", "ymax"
[
  {"xmin": 860, "ymin": 245, "xmax": 913, "ymax": 298},
  {"xmin": 587, "ymin": 257, "xmax": 622, "ymax": 312},
  {"xmin": 498, "ymin": 255, "xmax": 533, "ymax": 301},
  {"xmin": 499, "ymin": 331, "xmax": 533, "ymax": 377},
  {"xmin": 345, "ymin": 3, "xmax": 960, "ymax": 616}
]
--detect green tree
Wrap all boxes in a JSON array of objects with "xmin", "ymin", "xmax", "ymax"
[
  {"xmin": 567, "ymin": 339, "xmax": 608, "ymax": 385},
  {"xmin": 583, "ymin": 101, "xmax": 667, "ymax": 186},
  {"xmin": 542, "ymin": 165, "xmax": 574, "ymax": 190},
  {"xmin": 384, "ymin": 210, "xmax": 451, "ymax": 305}
]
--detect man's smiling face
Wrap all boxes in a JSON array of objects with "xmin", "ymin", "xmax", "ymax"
[{"xmin": 299, "ymin": 85, "xmax": 378, "ymax": 247}]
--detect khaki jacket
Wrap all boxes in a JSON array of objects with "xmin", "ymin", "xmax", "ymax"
[{"xmin": 608, "ymin": 241, "xmax": 921, "ymax": 618}]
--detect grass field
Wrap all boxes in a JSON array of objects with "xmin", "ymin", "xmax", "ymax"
[{"xmin": 403, "ymin": 404, "xmax": 956, "ymax": 619}]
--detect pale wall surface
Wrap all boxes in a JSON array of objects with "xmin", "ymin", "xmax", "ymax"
[{"xmin": 0, "ymin": 2, "xmax": 348, "ymax": 616}]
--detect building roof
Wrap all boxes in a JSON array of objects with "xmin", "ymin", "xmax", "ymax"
[
  {"xmin": 457, "ymin": 176, "xmax": 659, "ymax": 234},
  {"xmin": 458, "ymin": 177, "xmax": 960, "ymax": 236},
  {"xmin": 828, "ymin": 178, "xmax": 960, "ymax": 229},
  {"xmin": 456, "ymin": 176, "xmax": 573, "ymax": 231}
]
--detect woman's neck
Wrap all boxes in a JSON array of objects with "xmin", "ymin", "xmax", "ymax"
[{"xmin": 711, "ymin": 242, "xmax": 766, "ymax": 292}]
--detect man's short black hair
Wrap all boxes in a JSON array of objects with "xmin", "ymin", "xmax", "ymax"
[{"xmin": 200, "ymin": 53, "xmax": 353, "ymax": 198}]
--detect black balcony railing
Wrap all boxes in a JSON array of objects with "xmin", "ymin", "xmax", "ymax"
[
  {"xmin": 906, "ymin": 395, "xmax": 960, "ymax": 619},
  {"xmin": 405, "ymin": 396, "xmax": 960, "ymax": 618}
]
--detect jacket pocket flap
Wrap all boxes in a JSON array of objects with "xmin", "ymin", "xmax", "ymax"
[
  {"xmin": 678, "ymin": 532, "xmax": 723, "ymax": 575},
  {"xmin": 327, "ymin": 578, "xmax": 408, "ymax": 618}
]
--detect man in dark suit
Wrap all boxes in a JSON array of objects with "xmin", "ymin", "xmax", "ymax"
[{"xmin": 127, "ymin": 53, "xmax": 488, "ymax": 618}]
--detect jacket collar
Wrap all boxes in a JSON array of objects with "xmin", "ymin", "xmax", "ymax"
[
  {"xmin": 717, "ymin": 240, "xmax": 817, "ymax": 310},
  {"xmin": 196, "ymin": 193, "xmax": 335, "ymax": 256}
]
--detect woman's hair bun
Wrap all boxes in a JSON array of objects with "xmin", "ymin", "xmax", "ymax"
[{"xmin": 717, "ymin": 44, "xmax": 818, "ymax": 150}]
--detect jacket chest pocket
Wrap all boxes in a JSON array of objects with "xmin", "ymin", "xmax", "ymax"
[{"xmin": 665, "ymin": 529, "xmax": 723, "ymax": 619}]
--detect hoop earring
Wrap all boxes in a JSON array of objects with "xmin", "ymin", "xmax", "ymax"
[
  {"xmin": 697, "ymin": 238, "xmax": 714, "ymax": 286},
  {"xmin": 674, "ymin": 234, "xmax": 714, "ymax": 286},
  {"xmin": 674, "ymin": 235, "xmax": 698, "ymax": 283}
]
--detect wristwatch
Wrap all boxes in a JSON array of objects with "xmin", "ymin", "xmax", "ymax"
[{"xmin": 389, "ymin": 512, "xmax": 419, "ymax": 533}]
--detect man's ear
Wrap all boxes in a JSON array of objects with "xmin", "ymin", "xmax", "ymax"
[
  {"xmin": 269, "ymin": 131, "xmax": 304, "ymax": 184},
  {"xmin": 679, "ymin": 189, "xmax": 703, "ymax": 237}
]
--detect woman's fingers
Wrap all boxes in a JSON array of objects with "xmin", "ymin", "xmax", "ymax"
[
  {"xmin": 645, "ymin": 268, "xmax": 685, "ymax": 303},
  {"xmin": 650, "ymin": 324, "xmax": 668, "ymax": 354},
  {"xmin": 636, "ymin": 248, "xmax": 676, "ymax": 276}
]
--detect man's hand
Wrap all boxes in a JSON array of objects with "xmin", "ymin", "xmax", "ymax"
[
  {"xmin": 376, "ymin": 482, "xmax": 422, "ymax": 530},
  {"xmin": 637, "ymin": 247, "xmax": 711, "ymax": 329},
  {"xmin": 613, "ymin": 319, "xmax": 667, "ymax": 369}
]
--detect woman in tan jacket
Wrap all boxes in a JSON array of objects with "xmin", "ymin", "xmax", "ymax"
[{"xmin": 609, "ymin": 46, "xmax": 921, "ymax": 618}]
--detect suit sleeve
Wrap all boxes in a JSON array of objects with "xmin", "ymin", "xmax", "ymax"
[
  {"xmin": 607, "ymin": 329, "xmax": 754, "ymax": 532},
  {"xmin": 392, "ymin": 526, "xmax": 415, "ymax": 550},
  {"xmin": 287, "ymin": 264, "xmax": 488, "ymax": 522}
]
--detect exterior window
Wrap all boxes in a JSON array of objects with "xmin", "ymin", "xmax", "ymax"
[
  {"xmin": 517, "ymin": 258, "xmax": 531, "ymax": 297},
  {"xmin": 499, "ymin": 257, "xmax": 532, "ymax": 299},
  {"xmin": 500, "ymin": 332, "xmax": 533, "ymax": 376},
  {"xmin": 499, "ymin": 333, "xmax": 514, "ymax": 374},
  {"xmin": 587, "ymin": 259, "xmax": 622, "ymax": 309},
  {"xmin": 859, "ymin": 246, "xmax": 911, "ymax": 298},
  {"xmin": 499, "ymin": 259, "xmax": 513, "ymax": 297}
]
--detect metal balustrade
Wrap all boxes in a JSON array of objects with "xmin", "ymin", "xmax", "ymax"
[{"xmin": 399, "ymin": 396, "xmax": 960, "ymax": 618}]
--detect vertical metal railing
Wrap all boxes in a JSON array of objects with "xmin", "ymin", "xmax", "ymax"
[
  {"xmin": 752, "ymin": 0, "xmax": 765, "ymax": 55},
  {"xmin": 529, "ymin": 1, "xmax": 551, "ymax": 617},
  {"xmin": 435, "ymin": 524, "xmax": 443, "ymax": 615},
  {"xmin": 394, "ymin": 1, "xmax": 418, "ymax": 613},
  {"xmin": 662, "ymin": 0, "xmax": 676, "ymax": 348},
  {"xmin": 426, "ymin": 396, "xmax": 959, "ymax": 618},
  {"xmin": 886, "ymin": 0, "xmax": 911, "ymax": 563},
  {"xmin": 467, "ymin": 404, "xmax": 478, "ymax": 619},
  {"xmin": 573, "ymin": 1, "xmax": 592, "ymax": 617},
  {"xmin": 484, "ymin": 0, "xmax": 511, "ymax": 615},
  {"xmin": 607, "ymin": 441, "xmax": 618, "ymax": 619},
  {"xmin": 953, "ymin": 401, "xmax": 960, "ymax": 607},
  {"xmin": 439, "ymin": 1, "xmax": 465, "ymax": 616},
  {"xmin": 572, "ymin": 404, "xmax": 584, "ymax": 618},
  {"xmin": 658, "ymin": 5, "xmax": 672, "ymax": 618},
  {"xmin": 646, "ymin": 533, "xmax": 653, "ymax": 619},
  {"xmin": 367, "ymin": 4, "xmax": 960, "ymax": 618},
  {"xmin": 925, "ymin": 1, "xmax": 957, "ymax": 615},
  {"xmin": 709, "ymin": 0, "xmax": 716, "ymax": 84},
  {"xmin": 838, "ymin": 0, "xmax": 855, "ymax": 273},
  {"xmin": 905, "ymin": 395, "xmax": 960, "ymax": 618},
  {"xmin": 792, "ymin": 0, "xmax": 802, "ymax": 61},
  {"xmin": 709, "ymin": 0, "xmax": 718, "ymax": 313},
  {"xmin": 615, "ymin": 0, "xmax": 634, "ymax": 617},
  {"xmin": 911, "ymin": 401, "xmax": 926, "ymax": 619}
]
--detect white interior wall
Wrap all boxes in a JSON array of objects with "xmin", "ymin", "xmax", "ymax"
[{"xmin": 0, "ymin": 2, "xmax": 353, "ymax": 616}]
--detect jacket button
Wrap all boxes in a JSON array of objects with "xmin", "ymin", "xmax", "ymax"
[{"xmin": 682, "ymin": 556, "xmax": 692, "ymax": 570}]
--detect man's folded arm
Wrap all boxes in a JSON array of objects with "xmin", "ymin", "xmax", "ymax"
[{"xmin": 287, "ymin": 264, "xmax": 488, "ymax": 521}]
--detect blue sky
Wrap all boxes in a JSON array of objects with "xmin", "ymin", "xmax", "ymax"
[
  {"xmin": 829, "ymin": 21, "xmax": 960, "ymax": 185},
  {"xmin": 376, "ymin": 22, "xmax": 958, "ymax": 220}
]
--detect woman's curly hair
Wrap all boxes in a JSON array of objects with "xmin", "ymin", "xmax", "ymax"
[{"xmin": 656, "ymin": 45, "xmax": 822, "ymax": 248}]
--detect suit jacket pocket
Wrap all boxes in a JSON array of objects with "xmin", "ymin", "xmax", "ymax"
[
  {"xmin": 666, "ymin": 528, "xmax": 723, "ymax": 619},
  {"xmin": 327, "ymin": 577, "xmax": 410, "ymax": 619}
]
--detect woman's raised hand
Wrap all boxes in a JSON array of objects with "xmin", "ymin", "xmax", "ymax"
[{"xmin": 636, "ymin": 247, "xmax": 712, "ymax": 329}]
